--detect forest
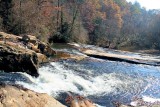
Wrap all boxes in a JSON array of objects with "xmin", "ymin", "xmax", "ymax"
[{"xmin": 0, "ymin": 0, "xmax": 160, "ymax": 50}]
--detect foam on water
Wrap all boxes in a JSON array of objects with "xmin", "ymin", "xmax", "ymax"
[
  {"xmin": 16, "ymin": 62, "xmax": 123, "ymax": 96},
  {"xmin": 130, "ymin": 96, "xmax": 160, "ymax": 106},
  {"xmin": 142, "ymin": 96, "xmax": 160, "ymax": 103},
  {"xmin": 16, "ymin": 60, "xmax": 148, "ymax": 98},
  {"xmin": 14, "ymin": 56, "xmax": 160, "ymax": 106},
  {"xmin": 1, "ymin": 43, "xmax": 160, "ymax": 106}
]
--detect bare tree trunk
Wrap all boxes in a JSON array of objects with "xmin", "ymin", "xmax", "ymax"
[
  {"xmin": 19, "ymin": 0, "xmax": 22, "ymax": 34},
  {"xmin": 68, "ymin": 5, "xmax": 78, "ymax": 36},
  {"xmin": 57, "ymin": 0, "xmax": 60, "ymax": 30},
  {"xmin": 60, "ymin": 1, "xmax": 63, "ymax": 30}
]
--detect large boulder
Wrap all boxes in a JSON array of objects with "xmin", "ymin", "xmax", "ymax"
[
  {"xmin": 0, "ymin": 84, "xmax": 65, "ymax": 107},
  {"xmin": 0, "ymin": 42, "xmax": 39, "ymax": 77},
  {"xmin": 0, "ymin": 32, "xmax": 57, "ymax": 77}
]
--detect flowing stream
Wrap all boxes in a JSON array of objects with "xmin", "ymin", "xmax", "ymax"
[{"xmin": 1, "ymin": 44, "xmax": 160, "ymax": 107}]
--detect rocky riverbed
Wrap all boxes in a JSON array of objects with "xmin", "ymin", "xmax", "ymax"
[
  {"xmin": 0, "ymin": 32, "xmax": 91, "ymax": 107},
  {"xmin": 0, "ymin": 32, "xmax": 67, "ymax": 107},
  {"xmin": 1, "ymin": 32, "xmax": 160, "ymax": 107}
]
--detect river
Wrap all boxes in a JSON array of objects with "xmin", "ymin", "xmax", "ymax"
[{"xmin": 1, "ymin": 44, "xmax": 160, "ymax": 107}]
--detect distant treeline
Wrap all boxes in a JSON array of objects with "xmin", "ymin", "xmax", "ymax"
[{"xmin": 0, "ymin": 0, "xmax": 160, "ymax": 50}]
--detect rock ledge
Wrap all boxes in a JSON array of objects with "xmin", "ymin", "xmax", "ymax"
[{"xmin": 0, "ymin": 32, "xmax": 56, "ymax": 77}]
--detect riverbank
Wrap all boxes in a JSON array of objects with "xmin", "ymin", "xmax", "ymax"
[{"xmin": 119, "ymin": 46, "xmax": 160, "ymax": 55}]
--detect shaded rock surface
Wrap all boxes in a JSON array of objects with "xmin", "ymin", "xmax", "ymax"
[
  {"xmin": 0, "ymin": 84, "xmax": 65, "ymax": 107},
  {"xmin": 0, "ymin": 32, "xmax": 56, "ymax": 77},
  {"xmin": 0, "ymin": 42, "xmax": 39, "ymax": 77}
]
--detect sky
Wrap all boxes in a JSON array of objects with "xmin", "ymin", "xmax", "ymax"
[{"xmin": 126, "ymin": 0, "xmax": 160, "ymax": 10}]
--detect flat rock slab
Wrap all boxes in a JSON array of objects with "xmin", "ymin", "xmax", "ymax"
[{"xmin": 81, "ymin": 49, "xmax": 160, "ymax": 66}]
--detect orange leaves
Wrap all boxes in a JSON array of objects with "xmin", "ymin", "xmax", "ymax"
[
  {"xmin": 102, "ymin": 0, "xmax": 123, "ymax": 29},
  {"xmin": 41, "ymin": 1, "xmax": 62, "ymax": 17},
  {"xmin": 80, "ymin": 0, "xmax": 106, "ymax": 32}
]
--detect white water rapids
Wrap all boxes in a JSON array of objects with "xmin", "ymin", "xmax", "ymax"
[
  {"xmin": 17, "ymin": 61, "xmax": 128, "ymax": 96},
  {"xmin": 14, "ymin": 58, "xmax": 160, "ymax": 106},
  {"xmin": 2, "ymin": 43, "xmax": 160, "ymax": 106}
]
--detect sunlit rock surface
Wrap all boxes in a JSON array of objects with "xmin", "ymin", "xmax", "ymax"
[
  {"xmin": 68, "ymin": 43, "xmax": 160, "ymax": 66},
  {"xmin": 0, "ymin": 84, "xmax": 65, "ymax": 107}
]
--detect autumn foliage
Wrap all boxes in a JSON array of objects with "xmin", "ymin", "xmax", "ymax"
[{"xmin": 0, "ymin": 0, "xmax": 160, "ymax": 50}]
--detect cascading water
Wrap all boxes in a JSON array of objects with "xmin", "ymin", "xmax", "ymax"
[
  {"xmin": 1, "ymin": 44, "xmax": 160, "ymax": 107},
  {"xmin": 14, "ymin": 58, "xmax": 160, "ymax": 107}
]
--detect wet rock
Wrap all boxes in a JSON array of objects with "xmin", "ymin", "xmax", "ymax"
[
  {"xmin": 26, "ymin": 35, "xmax": 37, "ymax": 44},
  {"xmin": 22, "ymin": 35, "xmax": 30, "ymax": 45},
  {"xmin": 54, "ymin": 51, "xmax": 87, "ymax": 61},
  {"xmin": 0, "ymin": 32, "xmax": 56, "ymax": 77},
  {"xmin": 37, "ymin": 53, "xmax": 48, "ymax": 63},
  {"xmin": 18, "ymin": 33, "xmax": 56, "ymax": 57},
  {"xmin": 114, "ymin": 98, "xmax": 160, "ymax": 107},
  {"xmin": 38, "ymin": 42, "xmax": 57, "ymax": 57},
  {"xmin": 0, "ymin": 84, "xmax": 65, "ymax": 107},
  {"xmin": 0, "ymin": 43, "xmax": 39, "ymax": 77}
]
